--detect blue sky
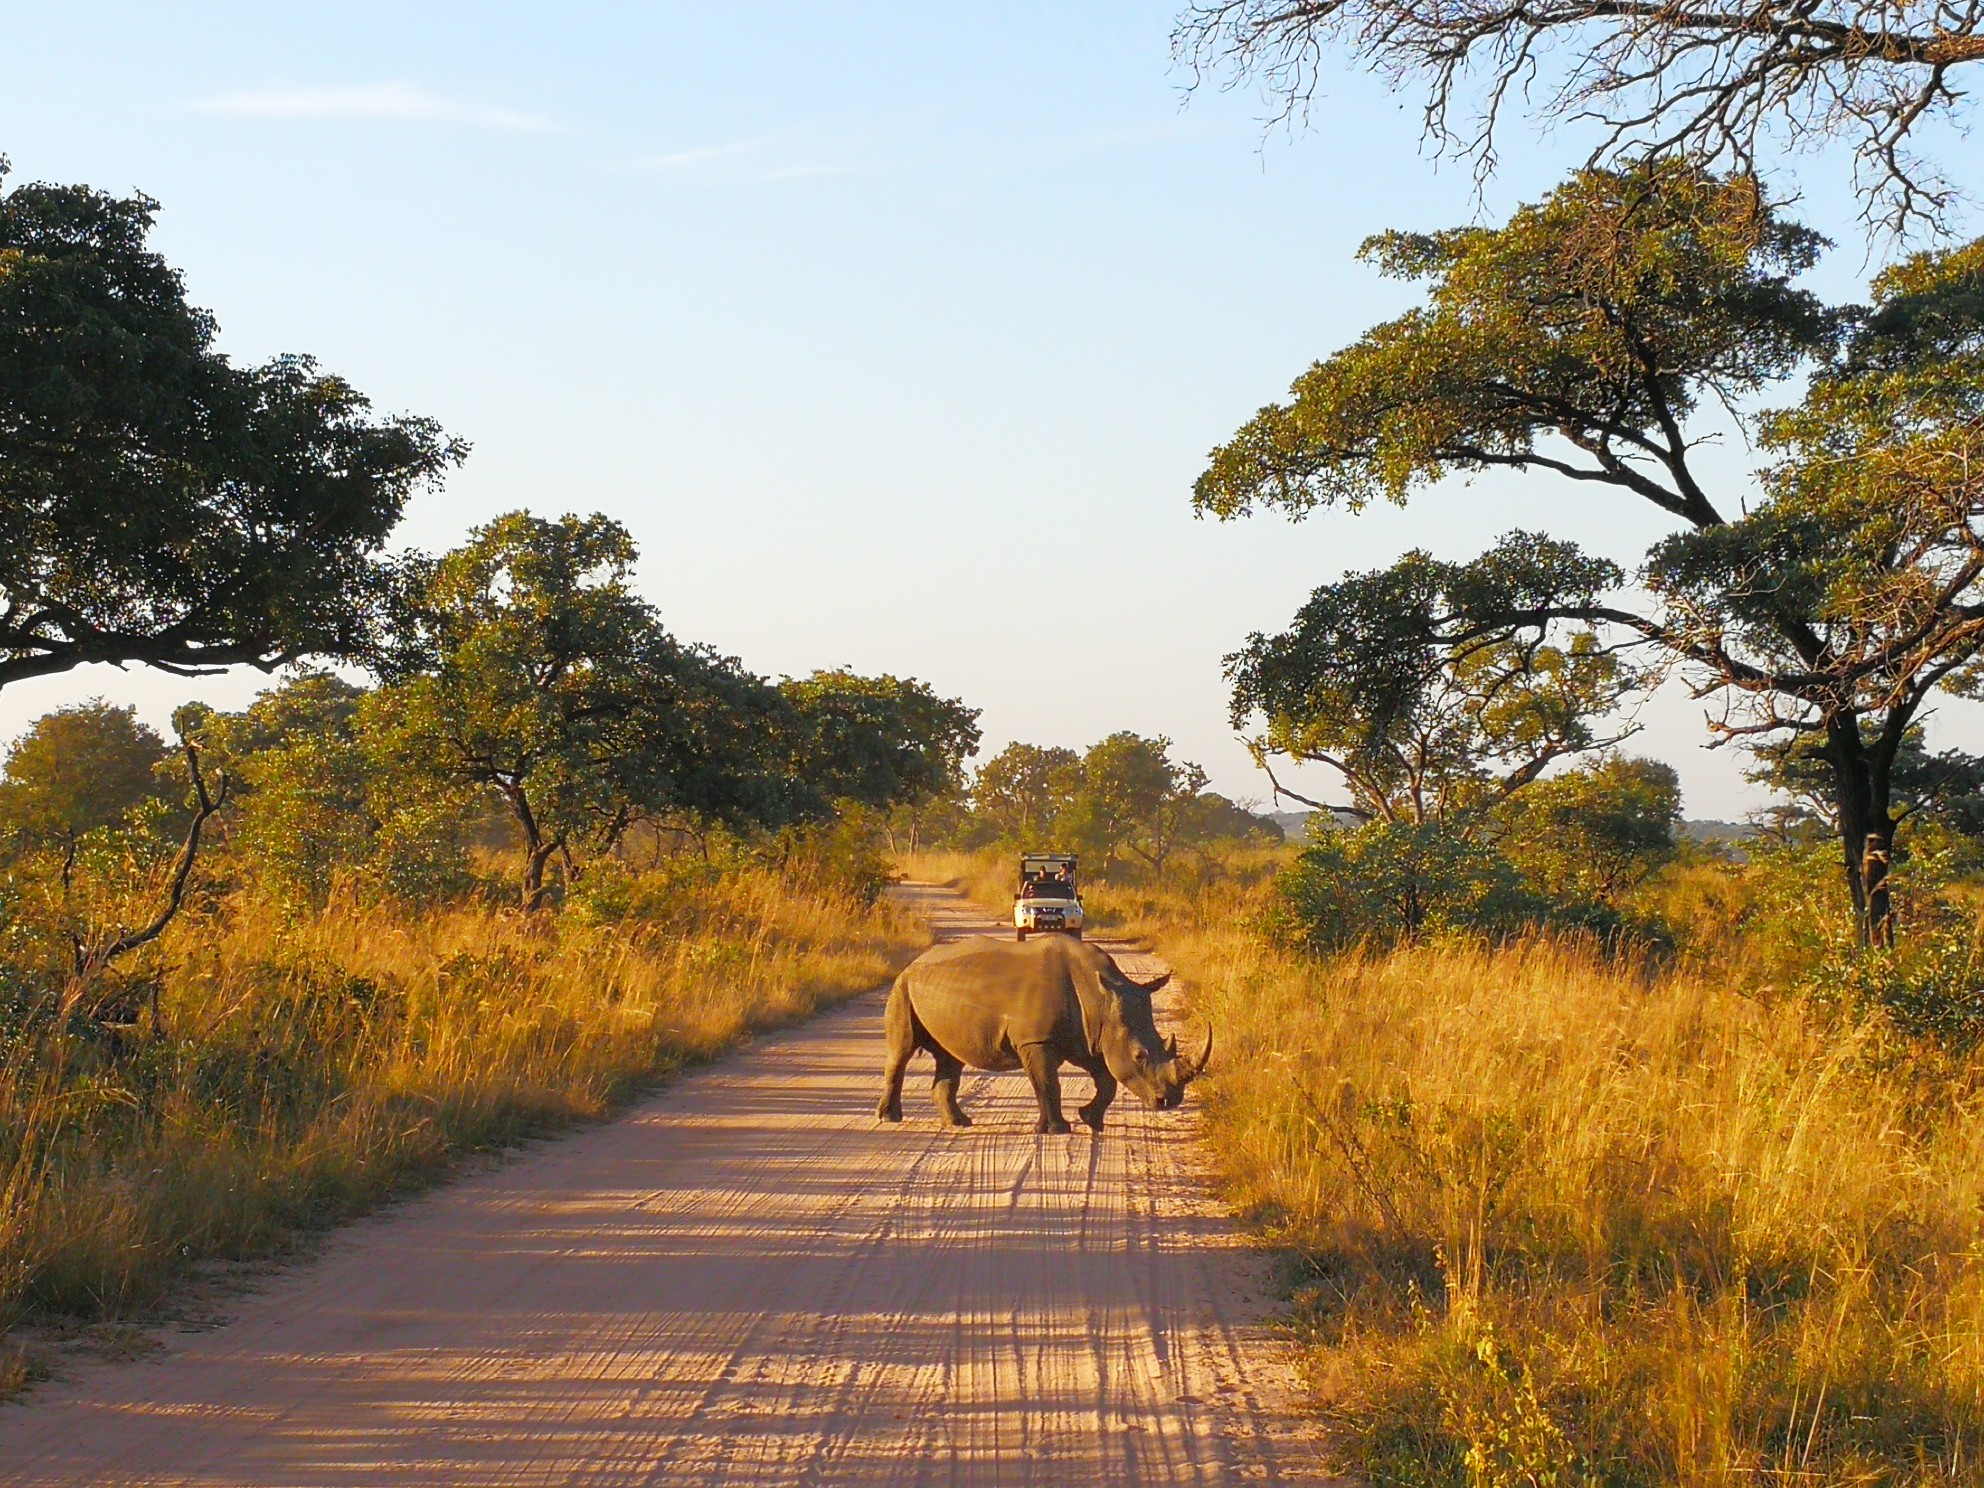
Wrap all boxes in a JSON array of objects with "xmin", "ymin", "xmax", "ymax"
[{"xmin": 3, "ymin": 1, "xmax": 1978, "ymax": 818}]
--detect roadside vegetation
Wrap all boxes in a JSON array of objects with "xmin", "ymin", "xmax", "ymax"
[
  {"xmin": 0, "ymin": 165, "xmax": 967, "ymax": 1386},
  {"xmin": 1101, "ymin": 111, "xmax": 1984, "ymax": 1482},
  {"xmin": 0, "ymin": 857, "xmax": 923, "ymax": 1351},
  {"xmin": 1116, "ymin": 866, "xmax": 1984, "ymax": 1487},
  {"xmin": 14, "ymin": 9, "xmax": 1984, "ymax": 1467},
  {"xmin": 0, "ymin": 686, "xmax": 948, "ymax": 1395}
]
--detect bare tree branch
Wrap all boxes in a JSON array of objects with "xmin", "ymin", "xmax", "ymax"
[
  {"xmin": 1175, "ymin": 0, "xmax": 1984, "ymax": 235},
  {"xmin": 62, "ymin": 743, "xmax": 229, "ymax": 1021}
]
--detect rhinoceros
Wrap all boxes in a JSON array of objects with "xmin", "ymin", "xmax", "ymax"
[{"xmin": 875, "ymin": 935, "xmax": 1212, "ymax": 1134}]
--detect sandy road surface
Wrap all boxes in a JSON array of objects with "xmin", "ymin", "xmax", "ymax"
[{"xmin": 2, "ymin": 885, "xmax": 1331, "ymax": 1486}]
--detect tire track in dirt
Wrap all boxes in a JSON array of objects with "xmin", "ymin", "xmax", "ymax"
[{"xmin": 0, "ymin": 884, "xmax": 1335, "ymax": 1485}]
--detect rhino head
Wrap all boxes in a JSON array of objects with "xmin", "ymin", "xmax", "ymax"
[{"xmin": 1095, "ymin": 969, "xmax": 1213, "ymax": 1110}]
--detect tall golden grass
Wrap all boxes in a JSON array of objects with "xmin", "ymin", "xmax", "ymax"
[
  {"xmin": 1102, "ymin": 869, "xmax": 1984, "ymax": 1486},
  {"xmin": 0, "ymin": 859, "xmax": 926, "ymax": 1359}
]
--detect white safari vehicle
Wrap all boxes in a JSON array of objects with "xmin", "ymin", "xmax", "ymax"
[{"xmin": 1013, "ymin": 853, "xmax": 1083, "ymax": 941}]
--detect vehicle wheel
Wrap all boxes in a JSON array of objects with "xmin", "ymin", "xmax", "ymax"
[
  {"xmin": 1016, "ymin": 929, "xmax": 1028, "ymax": 942},
  {"xmin": 1071, "ymin": 927, "xmax": 1083, "ymax": 940}
]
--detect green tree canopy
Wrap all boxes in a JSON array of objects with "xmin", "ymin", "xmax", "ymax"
[
  {"xmin": 1062, "ymin": 733, "xmax": 1212, "ymax": 874},
  {"xmin": 1195, "ymin": 165, "xmax": 1832, "ymax": 530},
  {"xmin": 1228, "ymin": 534, "xmax": 1640, "ymax": 825},
  {"xmin": 0, "ymin": 700, "xmax": 170, "ymax": 856},
  {"xmin": 779, "ymin": 669, "xmax": 981, "ymax": 815},
  {"xmin": 194, "ymin": 670, "xmax": 367, "ymax": 762},
  {"xmin": 374, "ymin": 512, "xmax": 793, "ymax": 909},
  {"xmin": 971, "ymin": 743, "xmax": 1081, "ymax": 846},
  {"xmin": 1197, "ymin": 162, "xmax": 1984, "ymax": 941},
  {"xmin": 0, "ymin": 161, "xmax": 463, "ymax": 692}
]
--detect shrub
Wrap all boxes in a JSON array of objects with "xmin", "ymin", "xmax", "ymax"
[
  {"xmin": 1494, "ymin": 756, "xmax": 1681, "ymax": 908},
  {"xmin": 1803, "ymin": 928, "xmax": 1984, "ymax": 1051},
  {"xmin": 1272, "ymin": 821, "xmax": 1542, "ymax": 952}
]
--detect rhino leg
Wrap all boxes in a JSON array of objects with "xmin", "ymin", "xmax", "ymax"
[
  {"xmin": 876, "ymin": 981, "xmax": 914, "ymax": 1122},
  {"xmin": 1019, "ymin": 1044, "xmax": 1071, "ymax": 1135},
  {"xmin": 1075, "ymin": 1058, "xmax": 1116, "ymax": 1132},
  {"xmin": 931, "ymin": 1049, "xmax": 972, "ymax": 1128}
]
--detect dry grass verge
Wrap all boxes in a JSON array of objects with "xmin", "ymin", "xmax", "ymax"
[
  {"xmin": 1109, "ymin": 877, "xmax": 1984, "ymax": 1486},
  {"xmin": 0, "ymin": 860, "xmax": 927, "ymax": 1360}
]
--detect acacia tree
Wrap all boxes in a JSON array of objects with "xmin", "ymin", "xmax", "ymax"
[
  {"xmin": 0, "ymin": 160, "xmax": 462, "ymax": 693},
  {"xmin": 779, "ymin": 669, "xmax": 982, "ymax": 817},
  {"xmin": 1196, "ymin": 163, "xmax": 1984, "ymax": 941},
  {"xmin": 1229, "ymin": 535, "xmax": 1641, "ymax": 825},
  {"xmin": 972, "ymin": 743, "xmax": 1082, "ymax": 845},
  {"xmin": 373, "ymin": 512, "xmax": 791, "ymax": 910},
  {"xmin": 1174, "ymin": 0, "xmax": 1984, "ymax": 233},
  {"xmin": 1061, "ymin": 733, "xmax": 1213, "ymax": 874}
]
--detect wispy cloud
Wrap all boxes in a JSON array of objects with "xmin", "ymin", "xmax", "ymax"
[
  {"xmin": 190, "ymin": 82, "xmax": 559, "ymax": 133},
  {"xmin": 627, "ymin": 139, "xmax": 768, "ymax": 171}
]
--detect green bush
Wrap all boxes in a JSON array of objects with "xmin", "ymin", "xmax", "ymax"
[
  {"xmin": 1272, "ymin": 821, "xmax": 1543, "ymax": 952},
  {"xmin": 231, "ymin": 735, "xmax": 373, "ymax": 909},
  {"xmin": 1803, "ymin": 928, "xmax": 1984, "ymax": 1051},
  {"xmin": 1494, "ymin": 757, "xmax": 1680, "ymax": 908}
]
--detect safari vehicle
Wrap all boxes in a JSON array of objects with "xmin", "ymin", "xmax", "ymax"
[{"xmin": 1014, "ymin": 853, "xmax": 1083, "ymax": 941}]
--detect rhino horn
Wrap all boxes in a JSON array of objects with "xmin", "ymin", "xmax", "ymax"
[
  {"xmin": 1164, "ymin": 1033, "xmax": 1179, "ymax": 1059},
  {"xmin": 1134, "ymin": 971, "xmax": 1172, "ymax": 996},
  {"xmin": 1179, "ymin": 1025, "xmax": 1213, "ymax": 1083}
]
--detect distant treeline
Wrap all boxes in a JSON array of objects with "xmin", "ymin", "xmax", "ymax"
[{"xmin": 888, "ymin": 734, "xmax": 1285, "ymax": 876}]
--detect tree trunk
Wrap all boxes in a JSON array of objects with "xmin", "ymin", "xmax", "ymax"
[
  {"xmin": 522, "ymin": 837, "xmax": 559, "ymax": 912},
  {"xmin": 1862, "ymin": 826, "xmax": 1895, "ymax": 948},
  {"xmin": 1825, "ymin": 716, "xmax": 1896, "ymax": 947},
  {"xmin": 498, "ymin": 784, "xmax": 558, "ymax": 913}
]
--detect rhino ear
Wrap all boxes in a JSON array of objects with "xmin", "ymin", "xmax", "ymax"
[{"xmin": 1135, "ymin": 972, "xmax": 1172, "ymax": 996}]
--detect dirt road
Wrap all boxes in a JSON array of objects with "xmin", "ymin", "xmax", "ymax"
[{"xmin": 2, "ymin": 885, "xmax": 1329, "ymax": 1486}]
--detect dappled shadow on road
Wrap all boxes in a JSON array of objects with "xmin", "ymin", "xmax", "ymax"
[{"xmin": 2, "ymin": 888, "xmax": 1329, "ymax": 1486}]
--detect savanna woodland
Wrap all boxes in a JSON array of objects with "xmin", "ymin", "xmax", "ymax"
[
  {"xmin": 8, "ymin": 0, "xmax": 1984, "ymax": 1478},
  {"xmin": 0, "ymin": 158, "xmax": 993, "ymax": 1368},
  {"xmin": 1072, "ymin": 2, "xmax": 1984, "ymax": 1474}
]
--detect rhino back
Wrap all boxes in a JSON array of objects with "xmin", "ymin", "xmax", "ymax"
[{"xmin": 901, "ymin": 939, "xmax": 1084, "ymax": 1068}]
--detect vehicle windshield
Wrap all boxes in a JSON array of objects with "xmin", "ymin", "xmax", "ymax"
[{"xmin": 1023, "ymin": 879, "xmax": 1075, "ymax": 900}]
